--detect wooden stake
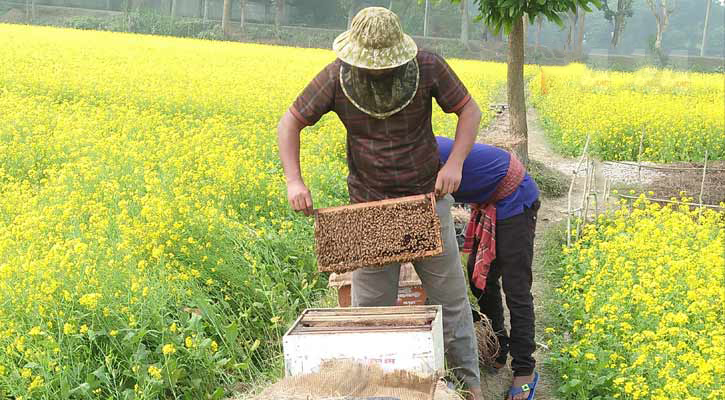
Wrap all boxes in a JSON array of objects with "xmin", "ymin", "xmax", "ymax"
[
  {"xmin": 637, "ymin": 125, "xmax": 645, "ymax": 185},
  {"xmin": 699, "ymin": 149, "xmax": 709, "ymax": 217},
  {"xmin": 567, "ymin": 134, "xmax": 591, "ymax": 246}
]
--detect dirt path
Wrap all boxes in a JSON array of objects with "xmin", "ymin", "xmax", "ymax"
[{"xmin": 476, "ymin": 106, "xmax": 582, "ymax": 400}]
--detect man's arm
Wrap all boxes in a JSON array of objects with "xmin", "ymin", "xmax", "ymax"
[
  {"xmin": 278, "ymin": 109, "xmax": 314, "ymax": 216},
  {"xmin": 435, "ymin": 98, "xmax": 482, "ymax": 196}
]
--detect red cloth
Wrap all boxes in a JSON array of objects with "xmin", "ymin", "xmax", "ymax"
[{"xmin": 463, "ymin": 153, "xmax": 525, "ymax": 290}]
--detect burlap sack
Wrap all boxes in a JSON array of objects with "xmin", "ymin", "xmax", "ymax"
[{"xmin": 252, "ymin": 360, "xmax": 463, "ymax": 400}]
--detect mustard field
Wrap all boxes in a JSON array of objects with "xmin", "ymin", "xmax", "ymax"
[
  {"xmin": 549, "ymin": 199, "xmax": 724, "ymax": 399},
  {"xmin": 530, "ymin": 64, "xmax": 725, "ymax": 162},
  {"xmin": 2, "ymin": 23, "xmax": 723, "ymax": 399},
  {"xmin": 0, "ymin": 24, "xmax": 505, "ymax": 398}
]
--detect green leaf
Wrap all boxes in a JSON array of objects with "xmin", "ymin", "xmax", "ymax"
[
  {"xmin": 69, "ymin": 383, "xmax": 91, "ymax": 396},
  {"xmin": 215, "ymin": 358, "xmax": 231, "ymax": 368},
  {"xmin": 224, "ymin": 321, "xmax": 239, "ymax": 345},
  {"xmin": 211, "ymin": 388, "xmax": 225, "ymax": 400},
  {"xmin": 122, "ymin": 388, "xmax": 135, "ymax": 400},
  {"xmin": 502, "ymin": 19, "xmax": 513, "ymax": 35},
  {"xmin": 92, "ymin": 366, "xmax": 111, "ymax": 387}
]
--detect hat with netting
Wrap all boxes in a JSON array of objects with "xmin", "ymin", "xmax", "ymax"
[{"xmin": 333, "ymin": 7, "xmax": 418, "ymax": 70}]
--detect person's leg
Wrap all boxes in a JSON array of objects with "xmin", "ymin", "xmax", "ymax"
[
  {"xmin": 413, "ymin": 194, "xmax": 481, "ymax": 396},
  {"xmin": 497, "ymin": 201, "xmax": 539, "ymax": 400},
  {"xmin": 468, "ymin": 250, "xmax": 508, "ymax": 367},
  {"xmin": 351, "ymin": 263, "xmax": 401, "ymax": 307}
]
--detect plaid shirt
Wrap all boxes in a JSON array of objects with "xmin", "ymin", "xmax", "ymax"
[{"xmin": 291, "ymin": 50, "xmax": 471, "ymax": 204}]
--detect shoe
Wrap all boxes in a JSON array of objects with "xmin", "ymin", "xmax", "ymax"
[{"xmin": 507, "ymin": 372, "xmax": 539, "ymax": 400}]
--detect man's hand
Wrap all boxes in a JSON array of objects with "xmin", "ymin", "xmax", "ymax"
[
  {"xmin": 278, "ymin": 109, "xmax": 313, "ymax": 216},
  {"xmin": 435, "ymin": 161, "xmax": 463, "ymax": 197},
  {"xmin": 287, "ymin": 179, "xmax": 314, "ymax": 216},
  {"xmin": 436, "ymin": 97, "xmax": 480, "ymax": 197}
]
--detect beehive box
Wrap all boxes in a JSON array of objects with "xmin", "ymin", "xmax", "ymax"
[
  {"xmin": 314, "ymin": 194, "xmax": 443, "ymax": 273},
  {"xmin": 282, "ymin": 306, "xmax": 444, "ymax": 377},
  {"xmin": 328, "ymin": 263, "xmax": 427, "ymax": 307}
]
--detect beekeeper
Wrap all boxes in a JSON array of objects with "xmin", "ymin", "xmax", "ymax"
[{"xmin": 276, "ymin": 7, "xmax": 483, "ymax": 400}]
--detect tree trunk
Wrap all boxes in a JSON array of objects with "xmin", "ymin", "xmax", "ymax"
[
  {"xmin": 203, "ymin": 0, "xmax": 209, "ymax": 21},
  {"xmin": 646, "ymin": 0, "xmax": 674, "ymax": 51},
  {"xmin": 171, "ymin": 0, "xmax": 177, "ymax": 18},
  {"xmin": 240, "ymin": 0, "xmax": 246, "ymax": 30},
  {"xmin": 523, "ymin": 14, "xmax": 528, "ymax": 45},
  {"xmin": 535, "ymin": 16, "xmax": 542, "ymax": 51},
  {"xmin": 701, "ymin": 0, "xmax": 712, "ymax": 56},
  {"xmin": 347, "ymin": 1, "xmax": 357, "ymax": 28},
  {"xmin": 124, "ymin": 0, "xmax": 131, "ymax": 31},
  {"xmin": 576, "ymin": 11, "xmax": 586, "ymax": 58},
  {"xmin": 508, "ymin": 17, "xmax": 528, "ymax": 164},
  {"xmin": 222, "ymin": 0, "xmax": 232, "ymax": 37},
  {"xmin": 566, "ymin": 10, "xmax": 576, "ymax": 52},
  {"xmin": 389, "ymin": 0, "xmax": 393, "ymax": 10},
  {"xmin": 275, "ymin": 0, "xmax": 284, "ymax": 28},
  {"xmin": 423, "ymin": 0, "xmax": 430, "ymax": 37},
  {"xmin": 610, "ymin": 0, "xmax": 626, "ymax": 48},
  {"xmin": 610, "ymin": 12, "xmax": 624, "ymax": 48},
  {"xmin": 460, "ymin": 0, "xmax": 469, "ymax": 44},
  {"xmin": 654, "ymin": 21, "xmax": 663, "ymax": 50},
  {"xmin": 25, "ymin": 0, "xmax": 35, "ymax": 20},
  {"xmin": 106, "ymin": 0, "xmax": 112, "ymax": 10}
]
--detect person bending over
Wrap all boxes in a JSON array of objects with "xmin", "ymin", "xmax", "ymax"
[{"xmin": 438, "ymin": 136, "xmax": 541, "ymax": 400}]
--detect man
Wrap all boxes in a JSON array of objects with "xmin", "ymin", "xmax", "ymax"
[
  {"xmin": 437, "ymin": 136, "xmax": 541, "ymax": 400},
  {"xmin": 277, "ymin": 7, "xmax": 484, "ymax": 399}
]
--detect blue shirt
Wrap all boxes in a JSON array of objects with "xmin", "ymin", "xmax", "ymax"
[{"xmin": 436, "ymin": 136, "xmax": 540, "ymax": 220}]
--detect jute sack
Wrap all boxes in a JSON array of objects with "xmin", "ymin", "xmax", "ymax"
[{"xmin": 252, "ymin": 360, "xmax": 463, "ymax": 400}]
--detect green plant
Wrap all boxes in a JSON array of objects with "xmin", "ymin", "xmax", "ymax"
[
  {"xmin": 528, "ymin": 159, "xmax": 570, "ymax": 198},
  {"xmin": 197, "ymin": 25, "xmax": 225, "ymax": 41}
]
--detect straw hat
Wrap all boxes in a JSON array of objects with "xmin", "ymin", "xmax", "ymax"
[{"xmin": 333, "ymin": 7, "xmax": 418, "ymax": 70}]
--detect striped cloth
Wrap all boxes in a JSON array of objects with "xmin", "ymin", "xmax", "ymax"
[{"xmin": 463, "ymin": 152, "xmax": 525, "ymax": 290}]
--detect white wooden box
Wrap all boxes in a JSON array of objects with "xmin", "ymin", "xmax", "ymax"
[{"xmin": 282, "ymin": 305, "xmax": 444, "ymax": 377}]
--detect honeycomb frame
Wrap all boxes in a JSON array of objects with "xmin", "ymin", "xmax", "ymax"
[{"xmin": 314, "ymin": 194, "xmax": 443, "ymax": 273}]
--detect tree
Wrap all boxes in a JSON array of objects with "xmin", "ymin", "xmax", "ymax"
[
  {"xmin": 644, "ymin": 0, "xmax": 677, "ymax": 51},
  {"xmin": 461, "ymin": 0, "xmax": 469, "ymax": 44},
  {"xmin": 564, "ymin": 7, "xmax": 585, "ymax": 56},
  {"xmin": 240, "ymin": 0, "xmax": 247, "ymax": 30},
  {"xmin": 25, "ymin": 0, "xmax": 36, "ymax": 20},
  {"xmin": 701, "ymin": 0, "xmax": 713, "ymax": 56},
  {"xmin": 274, "ymin": 0, "xmax": 285, "ymax": 28},
  {"xmin": 341, "ymin": 0, "xmax": 359, "ymax": 28},
  {"xmin": 602, "ymin": 0, "xmax": 634, "ymax": 48},
  {"xmin": 424, "ymin": 0, "xmax": 431, "ymax": 37},
  {"xmin": 565, "ymin": 10, "xmax": 577, "ymax": 52},
  {"xmin": 171, "ymin": 0, "xmax": 178, "ymax": 18},
  {"xmin": 203, "ymin": 0, "xmax": 210, "ymax": 21},
  {"xmin": 222, "ymin": 0, "xmax": 232, "ymax": 37},
  {"xmin": 459, "ymin": 0, "xmax": 601, "ymax": 164},
  {"xmin": 535, "ymin": 16, "xmax": 543, "ymax": 51},
  {"xmin": 576, "ymin": 9, "xmax": 586, "ymax": 57}
]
